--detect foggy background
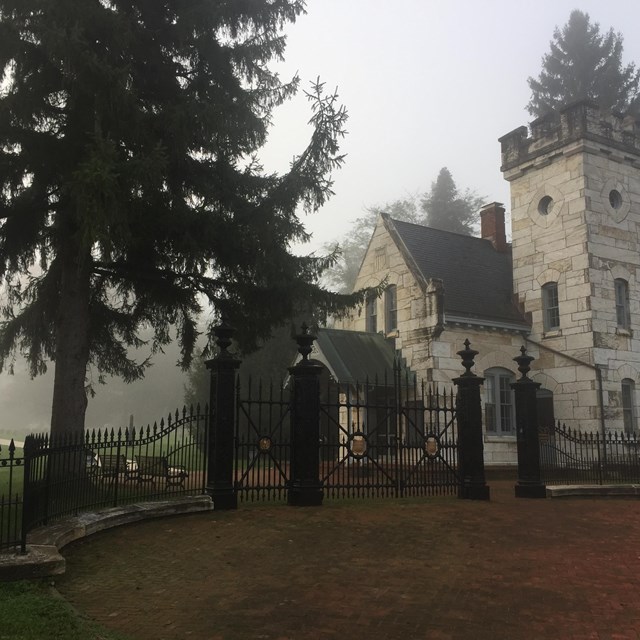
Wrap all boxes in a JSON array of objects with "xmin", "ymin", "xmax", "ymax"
[
  {"xmin": 2, "ymin": 0, "xmax": 640, "ymax": 438},
  {"xmin": 262, "ymin": 0, "xmax": 640, "ymax": 246},
  {"xmin": 0, "ymin": 341, "xmax": 193, "ymax": 438}
]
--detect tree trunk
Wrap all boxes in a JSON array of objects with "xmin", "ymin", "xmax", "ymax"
[{"xmin": 50, "ymin": 248, "xmax": 92, "ymax": 439}]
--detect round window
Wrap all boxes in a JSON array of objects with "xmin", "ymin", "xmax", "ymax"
[
  {"xmin": 609, "ymin": 189, "xmax": 622, "ymax": 210},
  {"xmin": 538, "ymin": 196, "xmax": 554, "ymax": 216}
]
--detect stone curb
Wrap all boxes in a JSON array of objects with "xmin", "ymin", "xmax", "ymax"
[
  {"xmin": 547, "ymin": 484, "xmax": 640, "ymax": 498},
  {"xmin": 0, "ymin": 495, "xmax": 213, "ymax": 582}
]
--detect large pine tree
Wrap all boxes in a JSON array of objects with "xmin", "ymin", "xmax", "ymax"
[
  {"xmin": 528, "ymin": 10, "xmax": 640, "ymax": 118},
  {"xmin": 0, "ymin": 0, "xmax": 365, "ymax": 437},
  {"xmin": 420, "ymin": 167, "xmax": 481, "ymax": 236}
]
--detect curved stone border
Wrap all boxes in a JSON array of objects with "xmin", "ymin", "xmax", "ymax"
[
  {"xmin": 547, "ymin": 485, "xmax": 640, "ymax": 498},
  {"xmin": 0, "ymin": 495, "xmax": 213, "ymax": 581}
]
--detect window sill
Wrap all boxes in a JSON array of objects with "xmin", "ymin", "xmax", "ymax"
[
  {"xmin": 616, "ymin": 327, "xmax": 633, "ymax": 337},
  {"xmin": 484, "ymin": 435, "xmax": 517, "ymax": 443},
  {"xmin": 542, "ymin": 329, "xmax": 562, "ymax": 339}
]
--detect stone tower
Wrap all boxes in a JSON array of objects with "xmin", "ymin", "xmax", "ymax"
[{"xmin": 500, "ymin": 100, "xmax": 640, "ymax": 433}]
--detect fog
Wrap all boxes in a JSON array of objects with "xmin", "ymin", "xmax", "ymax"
[
  {"xmin": 0, "ymin": 342, "xmax": 203, "ymax": 439},
  {"xmin": 259, "ymin": 1, "xmax": 640, "ymax": 250}
]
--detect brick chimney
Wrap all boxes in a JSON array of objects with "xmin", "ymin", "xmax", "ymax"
[{"xmin": 480, "ymin": 202, "xmax": 507, "ymax": 252}]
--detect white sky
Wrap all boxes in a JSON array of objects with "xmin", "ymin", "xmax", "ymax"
[
  {"xmin": 3, "ymin": 1, "xmax": 640, "ymax": 435},
  {"xmin": 261, "ymin": 0, "xmax": 640, "ymax": 249}
]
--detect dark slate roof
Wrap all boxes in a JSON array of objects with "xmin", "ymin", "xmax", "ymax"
[
  {"xmin": 388, "ymin": 218, "xmax": 528, "ymax": 327},
  {"xmin": 315, "ymin": 328, "xmax": 403, "ymax": 385}
]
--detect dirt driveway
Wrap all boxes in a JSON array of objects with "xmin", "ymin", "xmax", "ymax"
[{"xmin": 55, "ymin": 482, "xmax": 640, "ymax": 640}]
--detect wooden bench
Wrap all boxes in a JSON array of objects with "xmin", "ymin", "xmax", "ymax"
[
  {"xmin": 134, "ymin": 455, "xmax": 188, "ymax": 489},
  {"xmin": 98, "ymin": 454, "xmax": 138, "ymax": 482}
]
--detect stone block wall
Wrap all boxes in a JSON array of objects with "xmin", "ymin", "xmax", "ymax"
[
  {"xmin": 337, "ymin": 215, "xmax": 522, "ymax": 464},
  {"xmin": 338, "ymin": 215, "xmax": 426, "ymax": 338},
  {"xmin": 337, "ymin": 215, "xmax": 443, "ymax": 381},
  {"xmin": 502, "ymin": 101, "xmax": 640, "ymax": 433}
]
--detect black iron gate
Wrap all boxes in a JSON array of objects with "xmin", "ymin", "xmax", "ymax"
[
  {"xmin": 204, "ymin": 325, "xmax": 489, "ymax": 507},
  {"xmin": 232, "ymin": 367, "xmax": 459, "ymax": 502},
  {"xmin": 234, "ymin": 379, "xmax": 291, "ymax": 502},
  {"xmin": 319, "ymin": 368, "xmax": 459, "ymax": 499}
]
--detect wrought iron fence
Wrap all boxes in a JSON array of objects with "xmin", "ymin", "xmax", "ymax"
[
  {"xmin": 0, "ymin": 440, "xmax": 24, "ymax": 552},
  {"xmin": 539, "ymin": 422, "xmax": 640, "ymax": 485},
  {"xmin": 319, "ymin": 368, "xmax": 459, "ymax": 499},
  {"xmin": 22, "ymin": 405, "xmax": 208, "ymax": 534}
]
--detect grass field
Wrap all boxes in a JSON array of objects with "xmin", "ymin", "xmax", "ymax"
[
  {"xmin": 0, "ymin": 446, "xmax": 24, "ymax": 498},
  {"xmin": 0, "ymin": 580, "xmax": 131, "ymax": 640}
]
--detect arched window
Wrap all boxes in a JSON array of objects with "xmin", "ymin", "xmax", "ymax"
[
  {"xmin": 484, "ymin": 368, "xmax": 515, "ymax": 435},
  {"xmin": 622, "ymin": 378, "xmax": 636, "ymax": 434},
  {"xmin": 615, "ymin": 279, "xmax": 630, "ymax": 330},
  {"xmin": 365, "ymin": 294, "xmax": 377, "ymax": 333},
  {"xmin": 541, "ymin": 282, "xmax": 560, "ymax": 332},
  {"xmin": 384, "ymin": 285, "xmax": 397, "ymax": 332}
]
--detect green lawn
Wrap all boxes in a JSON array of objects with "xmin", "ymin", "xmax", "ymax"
[
  {"xmin": 0, "ymin": 580, "xmax": 131, "ymax": 640},
  {"xmin": 0, "ymin": 446, "xmax": 24, "ymax": 498},
  {"xmin": 0, "ymin": 445, "xmax": 23, "ymax": 458}
]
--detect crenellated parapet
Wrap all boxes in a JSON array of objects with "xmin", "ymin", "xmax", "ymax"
[{"xmin": 499, "ymin": 100, "xmax": 640, "ymax": 175}]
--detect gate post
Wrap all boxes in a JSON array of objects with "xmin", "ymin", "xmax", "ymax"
[
  {"xmin": 511, "ymin": 346, "xmax": 547, "ymax": 498},
  {"xmin": 453, "ymin": 340, "xmax": 490, "ymax": 500},
  {"xmin": 287, "ymin": 324, "xmax": 323, "ymax": 507},
  {"xmin": 205, "ymin": 323, "xmax": 241, "ymax": 510}
]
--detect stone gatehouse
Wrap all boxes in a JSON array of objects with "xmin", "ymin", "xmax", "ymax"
[{"xmin": 318, "ymin": 100, "xmax": 640, "ymax": 466}]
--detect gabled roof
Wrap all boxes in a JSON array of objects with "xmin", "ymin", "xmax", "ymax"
[
  {"xmin": 315, "ymin": 328, "xmax": 404, "ymax": 385},
  {"xmin": 384, "ymin": 217, "xmax": 528, "ymax": 328}
]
